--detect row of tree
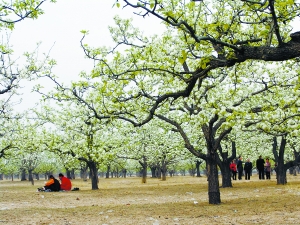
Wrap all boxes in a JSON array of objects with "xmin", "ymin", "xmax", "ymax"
[{"xmin": 1, "ymin": 0, "xmax": 300, "ymax": 205}]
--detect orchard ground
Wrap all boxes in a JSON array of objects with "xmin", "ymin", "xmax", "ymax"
[{"xmin": 1, "ymin": 175, "xmax": 300, "ymax": 225}]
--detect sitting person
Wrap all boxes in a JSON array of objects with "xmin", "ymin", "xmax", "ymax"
[
  {"xmin": 59, "ymin": 173, "xmax": 72, "ymax": 191},
  {"xmin": 44, "ymin": 175, "xmax": 61, "ymax": 192}
]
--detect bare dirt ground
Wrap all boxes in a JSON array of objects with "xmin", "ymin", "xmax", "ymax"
[{"xmin": 1, "ymin": 175, "xmax": 300, "ymax": 225}]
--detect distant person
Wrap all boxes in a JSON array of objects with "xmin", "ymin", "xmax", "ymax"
[
  {"xmin": 265, "ymin": 158, "xmax": 271, "ymax": 179},
  {"xmin": 236, "ymin": 156, "xmax": 243, "ymax": 180},
  {"xmin": 244, "ymin": 158, "xmax": 253, "ymax": 180},
  {"xmin": 44, "ymin": 175, "xmax": 60, "ymax": 192},
  {"xmin": 230, "ymin": 159, "xmax": 237, "ymax": 180},
  {"xmin": 59, "ymin": 173, "xmax": 72, "ymax": 191},
  {"xmin": 256, "ymin": 155, "xmax": 265, "ymax": 180}
]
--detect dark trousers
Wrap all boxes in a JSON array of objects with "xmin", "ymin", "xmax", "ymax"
[
  {"xmin": 232, "ymin": 171, "xmax": 237, "ymax": 180},
  {"xmin": 238, "ymin": 170, "xmax": 243, "ymax": 180},
  {"xmin": 266, "ymin": 171, "xmax": 271, "ymax": 179},
  {"xmin": 258, "ymin": 169, "xmax": 265, "ymax": 179},
  {"xmin": 245, "ymin": 170, "xmax": 251, "ymax": 180}
]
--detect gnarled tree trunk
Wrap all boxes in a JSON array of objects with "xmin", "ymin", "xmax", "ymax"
[
  {"xmin": 87, "ymin": 161, "xmax": 99, "ymax": 190},
  {"xmin": 139, "ymin": 156, "xmax": 148, "ymax": 183},
  {"xmin": 206, "ymin": 156, "xmax": 221, "ymax": 204},
  {"xmin": 272, "ymin": 136, "xmax": 287, "ymax": 184},
  {"xmin": 218, "ymin": 142, "xmax": 236, "ymax": 188}
]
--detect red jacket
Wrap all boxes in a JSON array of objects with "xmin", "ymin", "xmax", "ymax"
[
  {"xmin": 60, "ymin": 176, "xmax": 72, "ymax": 191},
  {"xmin": 230, "ymin": 163, "xmax": 237, "ymax": 172}
]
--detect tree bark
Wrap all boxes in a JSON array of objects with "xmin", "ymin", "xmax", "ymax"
[
  {"xmin": 157, "ymin": 167, "xmax": 161, "ymax": 179},
  {"xmin": 66, "ymin": 169, "xmax": 72, "ymax": 179},
  {"xmin": 161, "ymin": 163, "xmax": 167, "ymax": 181},
  {"xmin": 196, "ymin": 160, "xmax": 202, "ymax": 177},
  {"xmin": 272, "ymin": 136, "xmax": 287, "ymax": 184},
  {"xmin": 206, "ymin": 156, "xmax": 221, "ymax": 204},
  {"xmin": 87, "ymin": 161, "xmax": 99, "ymax": 190},
  {"xmin": 21, "ymin": 169, "xmax": 26, "ymax": 181},
  {"xmin": 106, "ymin": 165, "xmax": 110, "ymax": 178},
  {"xmin": 150, "ymin": 166, "xmax": 157, "ymax": 178},
  {"xmin": 218, "ymin": 142, "xmax": 236, "ymax": 188},
  {"xmin": 81, "ymin": 167, "xmax": 88, "ymax": 181},
  {"xmin": 139, "ymin": 157, "xmax": 147, "ymax": 183},
  {"xmin": 28, "ymin": 170, "xmax": 34, "ymax": 185},
  {"xmin": 219, "ymin": 162, "xmax": 232, "ymax": 188},
  {"xmin": 70, "ymin": 169, "xmax": 75, "ymax": 179}
]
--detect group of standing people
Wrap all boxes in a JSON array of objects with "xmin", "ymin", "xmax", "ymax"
[
  {"xmin": 256, "ymin": 156, "xmax": 271, "ymax": 180},
  {"xmin": 38, "ymin": 173, "xmax": 72, "ymax": 192},
  {"xmin": 229, "ymin": 155, "xmax": 272, "ymax": 180}
]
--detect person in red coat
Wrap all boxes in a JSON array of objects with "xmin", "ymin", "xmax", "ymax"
[
  {"xmin": 58, "ymin": 173, "xmax": 72, "ymax": 191},
  {"xmin": 229, "ymin": 159, "xmax": 237, "ymax": 180}
]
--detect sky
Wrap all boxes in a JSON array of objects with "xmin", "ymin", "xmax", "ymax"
[
  {"xmin": 9, "ymin": 0, "xmax": 164, "ymax": 112},
  {"xmin": 7, "ymin": 0, "xmax": 300, "ymax": 113}
]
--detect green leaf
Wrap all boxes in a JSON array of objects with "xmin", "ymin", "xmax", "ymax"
[{"xmin": 178, "ymin": 50, "xmax": 187, "ymax": 64}]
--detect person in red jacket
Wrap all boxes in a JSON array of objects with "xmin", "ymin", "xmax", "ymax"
[
  {"xmin": 229, "ymin": 159, "xmax": 237, "ymax": 180},
  {"xmin": 58, "ymin": 173, "xmax": 72, "ymax": 191}
]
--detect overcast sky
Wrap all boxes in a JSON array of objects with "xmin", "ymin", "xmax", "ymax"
[
  {"xmin": 7, "ymin": 1, "xmax": 300, "ymax": 112},
  {"xmin": 9, "ymin": 0, "xmax": 164, "ymax": 112}
]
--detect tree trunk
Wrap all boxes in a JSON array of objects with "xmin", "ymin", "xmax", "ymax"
[
  {"xmin": 71, "ymin": 169, "xmax": 76, "ymax": 179},
  {"xmin": 21, "ymin": 169, "xmax": 26, "ymax": 181},
  {"xmin": 106, "ymin": 165, "xmax": 110, "ymax": 178},
  {"xmin": 218, "ymin": 142, "xmax": 236, "ymax": 188},
  {"xmin": 157, "ymin": 167, "xmax": 161, "ymax": 179},
  {"xmin": 293, "ymin": 166, "xmax": 297, "ymax": 176},
  {"xmin": 200, "ymin": 116, "xmax": 232, "ymax": 204},
  {"xmin": 272, "ymin": 136, "xmax": 287, "ymax": 184},
  {"xmin": 196, "ymin": 160, "xmax": 202, "ymax": 177},
  {"xmin": 219, "ymin": 163, "xmax": 232, "ymax": 188},
  {"xmin": 161, "ymin": 163, "xmax": 167, "ymax": 181},
  {"xmin": 150, "ymin": 166, "xmax": 157, "ymax": 178},
  {"xmin": 141, "ymin": 163, "xmax": 147, "ymax": 183},
  {"xmin": 81, "ymin": 167, "xmax": 88, "ymax": 181},
  {"xmin": 88, "ymin": 161, "xmax": 99, "ymax": 190},
  {"xmin": 28, "ymin": 170, "xmax": 34, "ymax": 185},
  {"xmin": 189, "ymin": 168, "xmax": 196, "ymax": 176},
  {"xmin": 181, "ymin": 169, "xmax": 186, "ymax": 176},
  {"xmin": 207, "ymin": 157, "xmax": 221, "ymax": 204},
  {"xmin": 276, "ymin": 158, "xmax": 287, "ymax": 184},
  {"xmin": 66, "ymin": 170, "xmax": 72, "ymax": 179}
]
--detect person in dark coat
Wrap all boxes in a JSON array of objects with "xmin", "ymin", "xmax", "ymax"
[
  {"xmin": 44, "ymin": 175, "xmax": 60, "ymax": 192},
  {"xmin": 236, "ymin": 156, "xmax": 243, "ymax": 180},
  {"xmin": 244, "ymin": 158, "xmax": 253, "ymax": 180},
  {"xmin": 256, "ymin": 155, "xmax": 265, "ymax": 180}
]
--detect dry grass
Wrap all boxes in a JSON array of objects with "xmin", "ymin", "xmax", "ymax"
[{"xmin": 1, "ymin": 175, "xmax": 300, "ymax": 225}]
